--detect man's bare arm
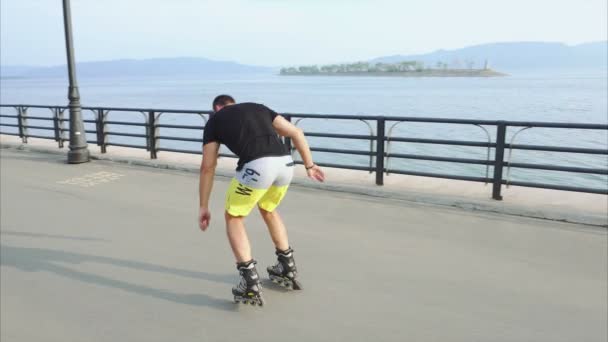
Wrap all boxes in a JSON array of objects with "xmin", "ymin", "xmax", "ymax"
[
  {"xmin": 273, "ymin": 115, "xmax": 325, "ymax": 182},
  {"xmin": 199, "ymin": 142, "xmax": 220, "ymax": 207},
  {"xmin": 199, "ymin": 142, "xmax": 220, "ymax": 230}
]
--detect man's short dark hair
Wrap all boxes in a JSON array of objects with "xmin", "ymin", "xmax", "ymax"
[{"xmin": 212, "ymin": 95, "xmax": 235, "ymax": 111}]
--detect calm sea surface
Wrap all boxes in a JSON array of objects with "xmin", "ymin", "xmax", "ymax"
[{"xmin": 1, "ymin": 69, "xmax": 607, "ymax": 189}]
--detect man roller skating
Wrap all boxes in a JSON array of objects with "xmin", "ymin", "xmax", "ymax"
[{"xmin": 198, "ymin": 95, "xmax": 325, "ymax": 306}]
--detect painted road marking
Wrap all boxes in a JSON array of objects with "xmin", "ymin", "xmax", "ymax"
[{"xmin": 57, "ymin": 171, "xmax": 125, "ymax": 188}]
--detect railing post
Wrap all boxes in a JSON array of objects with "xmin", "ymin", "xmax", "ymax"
[
  {"xmin": 492, "ymin": 121, "xmax": 507, "ymax": 200},
  {"xmin": 375, "ymin": 117, "xmax": 386, "ymax": 185},
  {"xmin": 149, "ymin": 111, "xmax": 157, "ymax": 159},
  {"xmin": 283, "ymin": 115, "xmax": 293, "ymax": 153},
  {"xmin": 57, "ymin": 108, "xmax": 66, "ymax": 148},
  {"xmin": 18, "ymin": 107, "xmax": 28, "ymax": 143},
  {"xmin": 16, "ymin": 107, "xmax": 23, "ymax": 141},
  {"xmin": 52, "ymin": 108, "xmax": 61, "ymax": 147},
  {"xmin": 99, "ymin": 110, "xmax": 107, "ymax": 153},
  {"xmin": 95, "ymin": 109, "xmax": 103, "ymax": 148}
]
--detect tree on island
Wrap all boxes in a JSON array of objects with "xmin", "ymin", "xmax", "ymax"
[{"xmin": 280, "ymin": 59, "xmax": 494, "ymax": 75}]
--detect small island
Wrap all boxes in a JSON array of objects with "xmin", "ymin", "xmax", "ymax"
[{"xmin": 280, "ymin": 61, "xmax": 507, "ymax": 77}]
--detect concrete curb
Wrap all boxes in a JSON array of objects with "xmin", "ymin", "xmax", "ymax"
[{"xmin": 2, "ymin": 141, "xmax": 606, "ymax": 227}]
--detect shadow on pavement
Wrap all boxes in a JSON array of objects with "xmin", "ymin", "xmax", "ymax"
[
  {"xmin": 1, "ymin": 230, "xmax": 109, "ymax": 242},
  {"xmin": 0, "ymin": 149, "xmax": 67, "ymax": 164},
  {"xmin": 1, "ymin": 244, "xmax": 238, "ymax": 312}
]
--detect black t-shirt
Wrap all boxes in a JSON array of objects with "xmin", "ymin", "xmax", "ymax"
[{"xmin": 203, "ymin": 102, "xmax": 289, "ymax": 169}]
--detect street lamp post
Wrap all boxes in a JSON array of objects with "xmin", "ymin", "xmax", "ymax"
[{"xmin": 62, "ymin": 0, "xmax": 90, "ymax": 163}]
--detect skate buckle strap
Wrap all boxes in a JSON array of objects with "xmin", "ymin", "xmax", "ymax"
[
  {"xmin": 276, "ymin": 247, "xmax": 293, "ymax": 256},
  {"xmin": 236, "ymin": 259, "xmax": 257, "ymax": 270}
]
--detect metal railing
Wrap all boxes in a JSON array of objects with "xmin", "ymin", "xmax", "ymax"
[{"xmin": 1, "ymin": 104, "xmax": 607, "ymax": 200}]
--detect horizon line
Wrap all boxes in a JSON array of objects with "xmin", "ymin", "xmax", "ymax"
[{"xmin": 1, "ymin": 39, "xmax": 606, "ymax": 69}]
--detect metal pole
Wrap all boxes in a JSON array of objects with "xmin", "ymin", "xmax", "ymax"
[
  {"xmin": 492, "ymin": 122, "xmax": 507, "ymax": 200},
  {"xmin": 63, "ymin": 0, "xmax": 90, "ymax": 163},
  {"xmin": 375, "ymin": 117, "xmax": 386, "ymax": 185},
  {"xmin": 52, "ymin": 108, "xmax": 61, "ymax": 146},
  {"xmin": 17, "ymin": 106, "xmax": 25, "ymax": 143},
  {"xmin": 148, "ymin": 111, "xmax": 157, "ymax": 159}
]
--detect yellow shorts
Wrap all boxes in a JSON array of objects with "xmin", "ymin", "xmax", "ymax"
[
  {"xmin": 225, "ymin": 179, "xmax": 289, "ymax": 217},
  {"xmin": 225, "ymin": 155, "xmax": 294, "ymax": 217}
]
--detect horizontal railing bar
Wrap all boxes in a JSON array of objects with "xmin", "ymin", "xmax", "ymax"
[
  {"xmin": 0, "ymin": 104, "xmax": 64, "ymax": 109},
  {"xmin": 24, "ymin": 134, "xmax": 54, "ymax": 140},
  {"xmin": 289, "ymin": 115, "xmax": 504, "ymax": 126},
  {"xmin": 293, "ymin": 160, "xmax": 373, "ymax": 172},
  {"xmin": 23, "ymin": 125, "xmax": 54, "ymax": 130},
  {"xmin": 156, "ymin": 124, "xmax": 203, "ymax": 130},
  {"xmin": 505, "ymin": 162, "xmax": 608, "ymax": 174},
  {"xmin": 286, "ymin": 113, "xmax": 386, "ymax": 121},
  {"xmin": 157, "ymin": 136, "xmax": 203, "ymax": 143},
  {"xmin": 310, "ymin": 147, "xmax": 374, "ymax": 156},
  {"xmin": 387, "ymin": 153, "xmax": 493, "ymax": 165},
  {"xmin": 85, "ymin": 106, "xmax": 213, "ymax": 115},
  {"xmin": 105, "ymin": 132, "xmax": 147, "ymax": 138},
  {"xmin": 0, "ymin": 132, "xmax": 20, "ymax": 136},
  {"xmin": 105, "ymin": 121, "xmax": 146, "ymax": 127},
  {"xmin": 0, "ymin": 123, "xmax": 19, "ymax": 127},
  {"xmin": 507, "ymin": 144, "xmax": 608, "ymax": 155},
  {"xmin": 506, "ymin": 121, "xmax": 608, "ymax": 129},
  {"xmin": 387, "ymin": 137, "xmax": 495, "ymax": 147},
  {"xmin": 24, "ymin": 116, "xmax": 54, "ymax": 121},
  {"xmin": 219, "ymin": 153, "xmax": 238, "ymax": 159},
  {"xmin": 106, "ymin": 142, "xmax": 146, "ymax": 149},
  {"xmin": 0, "ymin": 105, "xmax": 212, "ymax": 115},
  {"xmin": 304, "ymin": 132, "xmax": 375, "ymax": 140},
  {"xmin": 385, "ymin": 117, "xmax": 501, "ymax": 125},
  {"xmin": 157, "ymin": 147, "xmax": 200, "ymax": 155},
  {"xmin": 386, "ymin": 169, "xmax": 490, "ymax": 183},
  {"xmin": 0, "ymin": 105, "xmax": 496, "ymax": 124},
  {"xmin": 2, "ymin": 105, "xmax": 607, "ymax": 130},
  {"xmin": 0, "ymin": 114, "xmax": 18, "ymax": 118},
  {"xmin": 503, "ymin": 180, "xmax": 608, "ymax": 194}
]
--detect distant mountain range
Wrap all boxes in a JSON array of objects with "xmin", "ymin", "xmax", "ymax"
[
  {"xmin": 370, "ymin": 41, "xmax": 607, "ymax": 70},
  {"xmin": 0, "ymin": 57, "xmax": 273, "ymax": 78},
  {"xmin": 1, "ymin": 41, "xmax": 606, "ymax": 79}
]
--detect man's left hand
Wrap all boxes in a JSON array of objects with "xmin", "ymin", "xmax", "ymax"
[{"xmin": 199, "ymin": 207, "xmax": 211, "ymax": 231}]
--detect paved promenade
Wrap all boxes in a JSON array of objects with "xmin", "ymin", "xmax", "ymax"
[{"xmin": 1, "ymin": 148, "xmax": 607, "ymax": 342}]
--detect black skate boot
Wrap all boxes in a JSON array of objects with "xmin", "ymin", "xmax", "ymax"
[
  {"xmin": 232, "ymin": 260, "xmax": 264, "ymax": 306},
  {"xmin": 267, "ymin": 247, "xmax": 302, "ymax": 290}
]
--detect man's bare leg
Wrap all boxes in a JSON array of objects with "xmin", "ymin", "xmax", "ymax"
[
  {"xmin": 225, "ymin": 211, "xmax": 264, "ymax": 305},
  {"xmin": 259, "ymin": 207, "xmax": 302, "ymax": 290},
  {"xmin": 225, "ymin": 211, "xmax": 252, "ymax": 262},
  {"xmin": 258, "ymin": 207, "xmax": 289, "ymax": 251}
]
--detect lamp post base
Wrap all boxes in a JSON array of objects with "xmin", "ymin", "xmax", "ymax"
[{"xmin": 67, "ymin": 147, "xmax": 90, "ymax": 164}]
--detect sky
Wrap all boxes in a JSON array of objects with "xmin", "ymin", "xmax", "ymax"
[{"xmin": 1, "ymin": 0, "xmax": 607, "ymax": 67}]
